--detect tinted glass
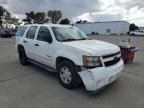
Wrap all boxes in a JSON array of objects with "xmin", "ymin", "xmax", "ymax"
[
  {"xmin": 16, "ymin": 26, "xmax": 28, "ymax": 37},
  {"xmin": 37, "ymin": 26, "xmax": 52, "ymax": 42},
  {"xmin": 26, "ymin": 26, "xmax": 38, "ymax": 39}
]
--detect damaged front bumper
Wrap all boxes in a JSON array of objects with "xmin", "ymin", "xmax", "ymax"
[{"xmin": 78, "ymin": 59, "xmax": 124, "ymax": 91}]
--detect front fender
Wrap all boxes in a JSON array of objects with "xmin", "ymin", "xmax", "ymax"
[{"xmin": 56, "ymin": 51, "xmax": 83, "ymax": 66}]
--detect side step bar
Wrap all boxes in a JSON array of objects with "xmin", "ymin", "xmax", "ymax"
[{"xmin": 28, "ymin": 59, "xmax": 56, "ymax": 72}]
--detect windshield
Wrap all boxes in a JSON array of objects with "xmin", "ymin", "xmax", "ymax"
[{"xmin": 51, "ymin": 27, "xmax": 89, "ymax": 42}]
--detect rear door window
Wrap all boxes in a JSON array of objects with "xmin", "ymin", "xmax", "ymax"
[
  {"xmin": 16, "ymin": 26, "xmax": 28, "ymax": 37},
  {"xmin": 26, "ymin": 26, "xmax": 38, "ymax": 39}
]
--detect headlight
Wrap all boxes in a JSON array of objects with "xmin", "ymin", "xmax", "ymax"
[{"xmin": 83, "ymin": 56, "xmax": 102, "ymax": 67}]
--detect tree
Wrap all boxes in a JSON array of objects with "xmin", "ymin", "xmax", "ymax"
[
  {"xmin": 0, "ymin": 6, "xmax": 4, "ymax": 27},
  {"xmin": 76, "ymin": 20, "xmax": 82, "ymax": 24},
  {"xmin": 83, "ymin": 20, "xmax": 88, "ymax": 23},
  {"xmin": 48, "ymin": 10, "xmax": 62, "ymax": 24},
  {"xmin": 60, "ymin": 18, "xmax": 70, "ymax": 25},
  {"xmin": 3, "ymin": 9, "xmax": 12, "ymax": 26},
  {"xmin": 129, "ymin": 23, "xmax": 139, "ymax": 31},
  {"xmin": 25, "ymin": 11, "xmax": 35, "ymax": 23},
  {"xmin": 44, "ymin": 18, "xmax": 49, "ymax": 23},
  {"xmin": 76, "ymin": 20, "xmax": 88, "ymax": 24},
  {"xmin": 24, "ymin": 11, "xmax": 47, "ymax": 24},
  {"xmin": 0, "ymin": 6, "xmax": 19, "ymax": 27},
  {"xmin": 4, "ymin": 9, "xmax": 11, "ymax": 21},
  {"xmin": 0, "ymin": 6, "xmax": 3, "ymax": 16},
  {"xmin": 34, "ymin": 12, "xmax": 46, "ymax": 23},
  {"xmin": 10, "ymin": 17, "xmax": 20, "ymax": 25}
]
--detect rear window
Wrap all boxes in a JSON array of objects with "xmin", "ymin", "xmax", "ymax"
[
  {"xmin": 26, "ymin": 26, "xmax": 38, "ymax": 39},
  {"xmin": 16, "ymin": 26, "xmax": 28, "ymax": 37}
]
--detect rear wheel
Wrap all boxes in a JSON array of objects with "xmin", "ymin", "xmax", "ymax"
[
  {"xmin": 18, "ymin": 47, "xmax": 29, "ymax": 65},
  {"xmin": 57, "ymin": 60, "xmax": 81, "ymax": 89}
]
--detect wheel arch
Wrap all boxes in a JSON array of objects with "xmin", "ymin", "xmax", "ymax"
[
  {"xmin": 17, "ymin": 44, "xmax": 24, "ymax": 51},
  {"xmin": 56, "ymin": 56, "xmax": 75, "ymax": 68}
]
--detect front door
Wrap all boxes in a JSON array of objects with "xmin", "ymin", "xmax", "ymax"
[{"xmin": 33, "ymin": 26, "xmax": 54, "ymax": 67}]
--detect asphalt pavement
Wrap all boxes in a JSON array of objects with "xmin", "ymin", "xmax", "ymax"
[{"xmin": 0, "ymin": 36, "xmax": 144, "ymax": 108}]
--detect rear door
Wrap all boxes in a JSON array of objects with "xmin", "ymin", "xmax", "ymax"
[
  {"xmin": 22, "ymin": 26, "xmax": 38, "ymax": 59},
  {"xmin": 33, "ymin": 26, "xmax": 55, "ymax": 67}
]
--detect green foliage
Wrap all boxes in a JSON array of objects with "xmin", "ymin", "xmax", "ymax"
[
  {"xmin": 129, "ymin": 23, "xmax": 139, "ymax": 31},
  {"xmin": 0, "ymin": 6, "xmax": 19, "ymax": 27},
  {"xmin": 76, "ymin": 20, "xmax": 88, "ymax": 24},
  {"xmin": 76, "ymin": 20, "xmax": 82, "ymax": 24},
  {"xmin": 4, "ymin": 9, "xmax": 11, "ymax": 20},
  {"xmin": 48, "ymin": 10, "xmax": 62, "ymax": 24},
  {"xmin": 0, "ymin": 19, "xmax": 2, "ymax": 27},
  {"xmin": 60, "ymin": 18, "xmax": 70, "ymax": 25},
  {"xmin": 0, "ymin": 6, "xmax": 4, "ymax": 27},
  {"xmin": 34, "ymin": 12, "xmax": 45, "ymax": 23},
  {"xmin": 23, "ymin": 10, "xmax": 63, "ymax": 24},
  {"xmin": 25, "ymin": 11, "xmax": 35, "ymax": 23},
  {"xmin": 24, "ymin": 11, "xmax": 46, "ymax": 24},
  {"xmin": 83, "ymin": 20, "xmax": 88, "ymax": 23},
  {"xmin": 10, "ymin": 17, "xmax": 20, "ymax": 25},
  {"xmin": 0, "ymin": 6, "xmax": 4, "ymax": 17}
]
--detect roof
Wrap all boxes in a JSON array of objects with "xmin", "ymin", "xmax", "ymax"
[{"xmin": 74, "ymin": 21, "xmax": 129, "ymax": 25}]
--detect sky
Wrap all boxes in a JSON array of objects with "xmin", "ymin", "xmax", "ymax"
[{"xmin": 0, "ymin": 0, "xmax": 144, "ymax": 26}]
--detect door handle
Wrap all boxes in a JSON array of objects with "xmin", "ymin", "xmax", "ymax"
[
  {"xmin": 23, "ymin": 40, "xmax": 27, "ymax": 43},
  {"xmin": 34, "ymin": 44, "xmax": 39, "ymax": 46}
]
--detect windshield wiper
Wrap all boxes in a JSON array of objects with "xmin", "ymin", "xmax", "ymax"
[
  {"xmin": 61, "ymin": 38, "xmax": 91, "ymax": 42},
  {"xmin": 76, "ymin": 38, "xmax": 91, "ymax": 40},
  {"xmin": 61, "ymin": 39, "xmax": 77, "ymax": 42}
]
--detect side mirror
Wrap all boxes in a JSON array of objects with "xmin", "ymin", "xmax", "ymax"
[{"xmin": 43, "ymin": 36, "xmax": 52, "ymax": 43}]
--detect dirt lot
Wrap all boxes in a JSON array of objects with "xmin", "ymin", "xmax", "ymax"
[{"xmin": 0, "ymin": 36, "xmax": 144, "ymax": 108}]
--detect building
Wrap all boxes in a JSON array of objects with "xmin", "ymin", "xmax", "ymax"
[{"xmin": 74, "ymin": 21, "xmax": 130, "ymax": 35}]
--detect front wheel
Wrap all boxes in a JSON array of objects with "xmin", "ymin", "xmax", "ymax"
[{"xmin": 57, "ymin": 60, "xmax": 81, "ymax": 89}]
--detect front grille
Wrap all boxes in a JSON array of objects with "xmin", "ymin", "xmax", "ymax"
[
  {"xmin": 104, "ymin": 57, "xmax": 121, "ymax": 67},
  {"xmin": 102, "ymin": 51, "xmax": 121, "ymax": 67},
  {"xmin": 102, "ymin": 51, "xmax": 120, "ymax": 59}
]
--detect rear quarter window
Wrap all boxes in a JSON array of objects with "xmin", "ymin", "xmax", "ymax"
[{"xmin": 16, "ymin": 26, "xmax": 28, "ymax": 37}]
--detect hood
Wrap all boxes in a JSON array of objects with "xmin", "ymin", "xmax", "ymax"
[{"xmin": 62, "ymin": 40, "xmax": 120, "ymax": 56}]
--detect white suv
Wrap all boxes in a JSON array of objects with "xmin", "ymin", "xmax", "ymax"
[{"xmin": 16, "ymin": 24, "xmax": 124, "ymax": 92}]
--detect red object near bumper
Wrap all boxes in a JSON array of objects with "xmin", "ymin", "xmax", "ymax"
[{"xmin": 120, "ymin": 47, "xmax": 136, "ymax": 63}]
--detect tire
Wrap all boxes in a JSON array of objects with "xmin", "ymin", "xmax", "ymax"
[
  {"xmin": 18, "ymin": 47, "xmax": 29, "ymax": 65},
  {"xmin": 57, "ymin": 60, "xmax": 81, "ymax": 89}
]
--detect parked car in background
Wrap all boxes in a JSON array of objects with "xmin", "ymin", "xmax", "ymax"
[
  {"xmin": 16, "ymin": 24, "xmax": 124, "ymax": 92},
  {"xmin": 0, "ymin": 30, "xmax": 12, "ymax": 38},
  {"xmin": 0, "ymin": 28, "xmax": 15, "ymax": 38},
  {"xmin": 129, "ymin": 30, "xmax": 144, "ymax": 36},
  {"xmin": 0, "ymin": 28, "xmax": 17, "ymax": 38},
  {"xmin": 10, "ymin": 29, "xmax": 17, "ymax": 36}
]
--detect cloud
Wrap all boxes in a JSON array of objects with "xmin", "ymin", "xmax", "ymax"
[
  {"xmin": 7, "ymin": 0, "xmax": 44, "ymax": 14},
  {"xmin": 114, "ymin": 0, "xmax": 144, "ymax": 10},
  {"xmin": 1, "ymin": 0, "xmax": 144, "ymax": 26},
  {"xmin": 38, "ymin": 0, "xmax": 101, "ymax": 19},
  {"xmin": 0, "ymin": 0, "xmax": 8, "ymax": 5},
  {"xmin": 6, "ymin": 0, "xmax": 101, "ymax": 19}
]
